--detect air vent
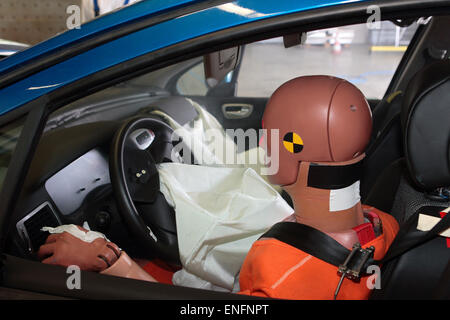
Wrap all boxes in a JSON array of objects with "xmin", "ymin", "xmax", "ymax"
[{"xmin": 16, "ymin": 202, "xmax": 61, "ymax": 252}]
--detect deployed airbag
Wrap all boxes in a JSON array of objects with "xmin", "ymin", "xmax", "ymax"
[{"xmin": 158, "ymin": 163, "xmax": 293, "ymax": 291}]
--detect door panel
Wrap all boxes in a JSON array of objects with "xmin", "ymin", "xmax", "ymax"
[
  {"xmin": 189, "ymin": 96, "xmax": 268, "ymax": 132},
  {"xmin": 2, "ymin": 254, "xmax": 257, "ymax": 300}
]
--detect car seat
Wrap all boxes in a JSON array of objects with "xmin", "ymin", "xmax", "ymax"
[{"xmin": 366, "ymin": 60, "xmax": 450, "ymax": 299}]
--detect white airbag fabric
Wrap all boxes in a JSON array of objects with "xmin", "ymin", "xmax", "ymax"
[
  {"xmin": 158, "ymin": 163, "xmax": 293, "ymax": 291},
  {"xmin": 150, "ymin": 99, "xmax": 280, "ymax": 192}
]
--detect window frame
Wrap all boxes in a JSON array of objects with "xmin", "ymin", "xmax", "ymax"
[{"xmin": 0, "ymin": 98, "xmax": 47, "ymax": 252}]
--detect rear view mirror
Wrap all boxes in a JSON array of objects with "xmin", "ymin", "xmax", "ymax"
[{"xmin": 204, "ymin": 47, "xmax": 240, "ymax": 88}]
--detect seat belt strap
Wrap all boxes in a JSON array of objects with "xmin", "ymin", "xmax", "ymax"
[
  {"xmin": 261, "ymin": 222, "xmax": 351, "ymax": 268},
  {"xmin": 261, "ymin": 208, "xmax": 450, "ymax": 277},
  {"xmin": 261, "ymin": 210, "xmax": 449, "ymax": 299},
  {"xmin": 381, "ymin": 209, "xmax": 450, "ymax": 264}
]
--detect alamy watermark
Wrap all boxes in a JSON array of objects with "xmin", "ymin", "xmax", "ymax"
[
  {"xmin": 366, "ymin": 265, "xmax": 381, "ymax": 290},
  {"xmin": 66, "ymin": 5, "xmax": 81, "ymax": 30},
  {"xmin": 65, "ymin": 4, "xmax": 384, "ymax": 31},
  {"xmin": 366, "ymin": 5, "xmax": 381, "ymax": 30},
  {"xmin": 66, "ymin": 265, "xmax": 81, "ymax": 290},
  {"xmin": 170, "ymin": 128, "xmax": 280, "ymax": 175}
]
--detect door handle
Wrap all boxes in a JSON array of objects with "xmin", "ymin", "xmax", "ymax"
[{"xmin": 222, "ymin": 103, "xmax": 253, "ymax": 119}]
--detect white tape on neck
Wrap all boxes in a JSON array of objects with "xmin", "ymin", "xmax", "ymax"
[{"xmin": 329, "ymin": 180, "xmax": 361, "ymax": 212}]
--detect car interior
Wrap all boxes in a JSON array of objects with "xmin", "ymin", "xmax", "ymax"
[{"xmin": 1, "ymin": 13, "xmax": 449, "ymax": 299}]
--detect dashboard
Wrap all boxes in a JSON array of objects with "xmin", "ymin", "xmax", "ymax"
[
  {"xmin": 43, "ymin": 128, "xmax": 156, "ymax": 217},
  {"xmin": 14, "ymin": 145, "xmax": 115, "ymax": 256},
  {"xmin": 45, "ymin": 149, "xmax": 110, "ymax": 216},
  {"xmin": 9, "ymin": 122, "xmax": 160, "ymax": 259},
  {"xmin": 6, "ymin": 94, "xmax": 200, "ymax": 260}
]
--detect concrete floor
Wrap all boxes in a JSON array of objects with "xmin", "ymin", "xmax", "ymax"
[{"xmin": 237, "ymin": 43, "xmax": 406, "ymax": 99}]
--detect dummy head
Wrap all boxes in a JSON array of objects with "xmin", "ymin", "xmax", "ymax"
[
  {"xmin": 262, "ymin": 75, "xmax": 372, "ymax": 186},
  {"xmin": 262, "ymin": 76, "xmax": 372, "ymax": 232}
]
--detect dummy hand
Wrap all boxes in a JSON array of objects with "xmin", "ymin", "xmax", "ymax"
[{"xmin": 37, "ymin": 226, "xmax": 121, "ymax": 272}]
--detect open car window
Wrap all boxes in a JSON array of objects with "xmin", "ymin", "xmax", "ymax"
[{"xmin": 236, "ymin": 21, "xmax": 418, "ymax": 100}]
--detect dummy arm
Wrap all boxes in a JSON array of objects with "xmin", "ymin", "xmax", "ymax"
[
  {"xmin": 37, "ymin": 225, "xmax": 156, "ymax": 282},
  {"xmin": 100, "ymin": 250, "xmax": 156, "ymax": 281}
]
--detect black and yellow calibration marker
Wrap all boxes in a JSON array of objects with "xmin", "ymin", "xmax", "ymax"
[{"xmin": 283, "ymin": 132, "xmax": 304, "ymax": 154}]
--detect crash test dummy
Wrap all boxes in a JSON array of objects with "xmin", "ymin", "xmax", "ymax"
[
  {"xmin": 36, "ymin": 76, "xmax": 399, "ymax": 299},
  {"xmin": 238, "ymin": 75, "xmax": 399, "ymax": 299}
]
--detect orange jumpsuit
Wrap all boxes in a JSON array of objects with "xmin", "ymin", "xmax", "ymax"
[{"xmin": 239, "ymin": 207, "xmax": 399, "ymax": 300}]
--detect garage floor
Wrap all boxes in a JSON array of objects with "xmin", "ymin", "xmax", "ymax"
[{"xmin": 237, "ymin": 43, "xmax": 405, "ymax": 100}]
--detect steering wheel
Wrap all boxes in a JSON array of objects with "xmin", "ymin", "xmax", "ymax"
[{"xmin": 109, "ymin": 117, "xmax": 180, "ymax": 265}]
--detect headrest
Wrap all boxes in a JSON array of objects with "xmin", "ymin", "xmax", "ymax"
[{"xmin": 402, "ymin": 60, "xmax": 450, "ymax": 190}]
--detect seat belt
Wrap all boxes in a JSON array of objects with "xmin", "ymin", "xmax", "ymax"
[{"xmin": 260, "ymin": 209, "xmax": 450, "ymax": 299}]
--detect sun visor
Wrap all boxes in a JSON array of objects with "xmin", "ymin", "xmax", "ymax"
[{"xmin": 204, "ymin": 47, "xmax": 240, "ymax": 87}]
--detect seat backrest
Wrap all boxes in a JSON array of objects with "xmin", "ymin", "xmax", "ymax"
[
  {"xmin": 366, "ymin": 60, "xmax": 450, "ymax": 217},
  {"xmin": 401, "ymin": 60, "xmax": 450, "ymax": 191},
  {"xmin": 368, "ymin": 60, "xmax": 450, "ymax": 299}
]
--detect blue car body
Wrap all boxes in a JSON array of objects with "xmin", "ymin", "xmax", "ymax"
[{"xmin": 0, "ymin": 0, "xmax": 372, "ymax": 116}]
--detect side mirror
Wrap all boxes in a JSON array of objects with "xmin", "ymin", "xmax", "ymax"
[{"xmin": 204, "ymin": 47, "xmax": 240, "ymax": 88}]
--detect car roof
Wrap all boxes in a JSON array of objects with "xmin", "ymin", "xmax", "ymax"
[
  {"xmin": 0, "ymin": 0, "xmax": 202, "ymax": 75},
  {"xmin": 0, "ymin": 0, "xmax": 374, "ymax": 115}
]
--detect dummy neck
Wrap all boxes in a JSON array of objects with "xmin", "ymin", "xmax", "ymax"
[{"xmin": 283, "ymin": 156, "xmax": 365, "ymax": 234}]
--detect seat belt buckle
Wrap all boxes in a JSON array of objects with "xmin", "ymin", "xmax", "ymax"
[{"xmin": 338, "ymin": 243, "xmax": 375, "ymax": 281}]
